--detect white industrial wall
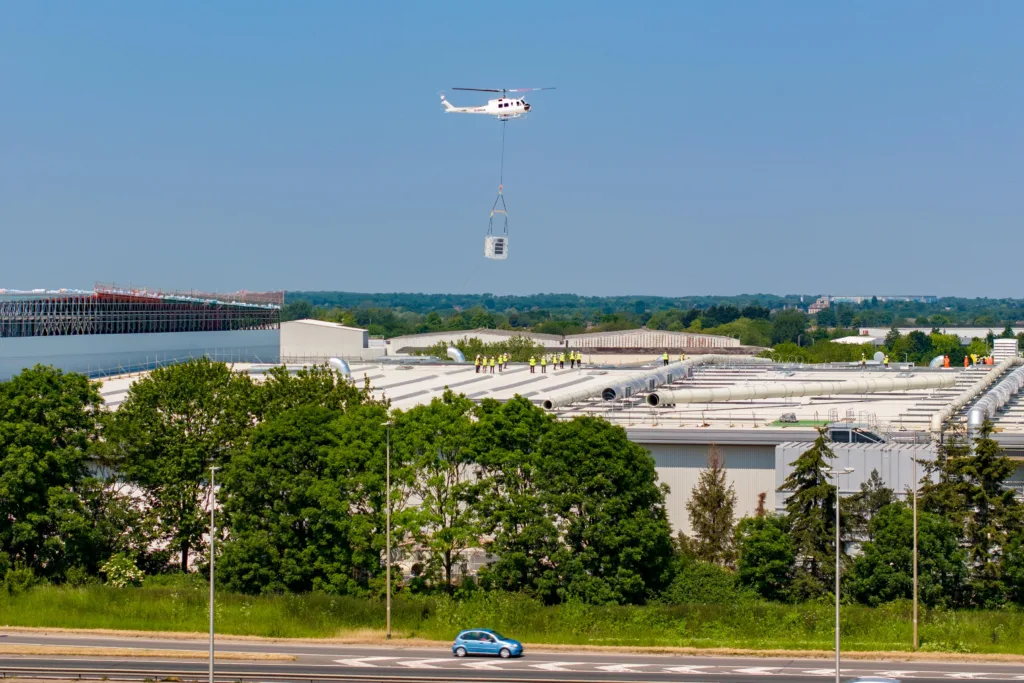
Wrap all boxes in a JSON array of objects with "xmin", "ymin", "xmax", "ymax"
[
  {"xmin": 280, "ymin": 320, "xmax": 378, "ymax": 361},
  {"xmin": 565, "ymin": 329, "xmax": 740, "ymax": 349},
  {"xmin": 643, "ymin": 443, "xmax": 776, "ymax": 534},
  {"xmin": 774, "ymin": 442, "xmax": 938, "ymax": 512},
  {"xmin": 0, "ymin": 329, "xmax": 280, "ymax": 381}
]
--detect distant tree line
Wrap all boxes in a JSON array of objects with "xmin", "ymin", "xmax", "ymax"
[{"xmin": 3, "ymin": 361, "xmax": 1023, "ymax": 608}]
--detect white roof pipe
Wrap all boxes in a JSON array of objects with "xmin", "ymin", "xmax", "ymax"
[
  {"xmin": 540, "ymin": 355, "xmax": 772, "ymax": 410},
  {"xmin": 328, "ymin": 357, "xmax": 352, "ymax": 377},
  {"xmin": 447, "ymin": 347, "xmax": 466, "ymax": 363},
  {"xmin": 647, "ymin": 373, "xmax": 956, "ymax": 406},
  {"xmin": 930, "ymin": 357, "xmax": 1023, "ymax": 434},
  {"xmin": 967, "ymin": 362, "xmax": 1024, "ymax": 437}
]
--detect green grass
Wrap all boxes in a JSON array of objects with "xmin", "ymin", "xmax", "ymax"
[{"xmin": 2, "ymin": 584, "xmax": 1023, "ymax": 654}]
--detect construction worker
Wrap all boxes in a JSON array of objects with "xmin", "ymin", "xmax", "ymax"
[
  {"xmin": 576, "ymin": 350, "xmax": 583, "ymax": 368},
  {"xmin": 489, "ymin": 356, "xmax": 496, "ymax": 374},
  {"xmin": 529, "ymin": 355, "xmax": 536, "ymax": 373},
  {"xmin": 971, "ymin": 353, "xmax": 979, "ymax": 366},
  {"xmin": 861, "ymin": 353, "xmax": 866, "ymax": 368},
  {"xmin": 559, "ymin": 352, "xmax": 565, "ymax": 369},
  {"xmin": 944, "ymin": 355, "xmax": 950, "ymax": 368},
  {"xmin": 680, "ymin": 352, "xmax": 687, "ymax": 362},
  {"xmin": 569, "ymin": 351, "xmax": 575, "ymax": 369},
  {"xmin": 662, "ymin": 350, "xmax": 670, "ymax": 366},
  {"xmin": 540, "ymin": 355, "xmax": 547, "ymax": 373},
  {"xmin": 497, "ymin": 354, "xmax": 503, "ymax": 372},
  {"xmin": 964, "ymin": 354, "xmax": 970, "ymax": 368},
  {"xmin": 475, "ymin": 354, "xmax": 482, "ymax": 374},
  {"xmin": 883, "ymin": 354, "xmax": 889, "ymax": 368}
]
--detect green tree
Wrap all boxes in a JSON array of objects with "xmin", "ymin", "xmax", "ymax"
[
  {"xmin": 108, "ymin": 359, "xmax": 255, "ymax": 572},
  {"xmin": 847, "ymin": 503, "xmax": 966, "ymax": 607},
  {"xmin": 778, "ymin": 428, "xmax": 839, "ymax": 599},
  {"xmin": 685, "ymin": 445, "xmax": 737, "ymax": 566},
  {"xmin": 846, "ymin": 469, "xmax": 895, "ymax": 538},
  {"xmin": 0, "ymin": 366, "xmax": 107, "ymax": 581},
  {"xmin": 771, "ymin": 309, "xmax": 809, "ymax": 345},
  {"xmin": 734, "ymin": 514, "xmax": 794, "ymax": 601},
  {"xmin": 471, "ymin": 396, "xmax": 560, "ymax": 597},
  {"xmin": 221, "ymin": 405, "xmax": 364, "ymax": 594},
  {"xmin": 538, "ymin": 416, "xmax": 675, "ymax": 604},
  {"xmin": 396, "ymin": 391, "xmax": 480, "ymax": 589}
]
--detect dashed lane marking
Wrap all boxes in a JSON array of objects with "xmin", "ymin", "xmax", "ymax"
[
  {"xmin": 734, "ymin": 667, "xmax": 780, "ymax": 675},
  {"xmin": 530, "ymin": 661, "xmax": 585, "ymax": 672},
  {"xmin": 597, "ymin": 663, "xmax": 652, "ymax": 672},
  {"xmin": 462, "ymin": 660, "xmax": 507, "ymax": 670},
  {"xmin": 397, "ymin": 658, "xmax": 451, "ymax": 669},
  {"xmin": 333, "ymin": 657, "xmax": 396, "ymax": 667},
  {"xmin": 663, "ymin": 666, "xmax": 713, "ymax": 674}
]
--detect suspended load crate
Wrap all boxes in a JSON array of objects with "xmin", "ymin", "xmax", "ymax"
[{"xmin": 484, "ymin": 184, "xmax": 509, "ymax": 260}]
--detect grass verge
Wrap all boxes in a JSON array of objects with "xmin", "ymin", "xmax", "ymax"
[{"xmin": 2, "ymin": 584, "xmax": 1023, "ymax": 656}]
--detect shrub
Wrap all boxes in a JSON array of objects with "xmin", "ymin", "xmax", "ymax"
[
  {"xmin": 101, "ymin": 554, "xmax": 144, "ymax": 588},
  {"xmin": 661, "ymin": 561, "xmax": 751, "ymax": 605}
]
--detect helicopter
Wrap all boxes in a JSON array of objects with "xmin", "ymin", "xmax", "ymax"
[{"xmin": 440, "ymin": 87, "xmax": 555, "ymax": 121}]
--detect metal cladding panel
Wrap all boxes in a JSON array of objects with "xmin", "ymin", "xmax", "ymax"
[
  {"xmin": 644, "ymin": 443, "xmax": 775, "ymax": 535},
  {"xmin": 565, "ymin": 329, "xmax": 740, "ymax": 349},
  {"xmin": 280, "ymin": 320, "xmax": 368, "ymax": 361},
  {"xmin": 774, "ymin": 441, "xmax": 938, "ymax": 512},
  {"xmin": 0, "ymin": 329, "xmax": 280, "ymax": 380}
]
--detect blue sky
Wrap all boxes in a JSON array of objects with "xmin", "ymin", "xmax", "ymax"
[{"xmin": 2, "ymin": 2, "xmax": 1021, "ymax": 297}]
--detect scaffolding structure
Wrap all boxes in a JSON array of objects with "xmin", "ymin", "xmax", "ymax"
[{"xmin": 1, "ymin": 285, "xmax": 282, "ymax": 338}]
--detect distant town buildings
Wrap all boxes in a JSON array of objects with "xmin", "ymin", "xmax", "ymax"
[{"xmin": 808, "ymin": 295, "xmax": 939, "ymax": 313}]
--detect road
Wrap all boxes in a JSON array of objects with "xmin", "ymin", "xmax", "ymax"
[{"xmin": 1, "ymin": 632, "xmax": 1022, "ymax": 683}]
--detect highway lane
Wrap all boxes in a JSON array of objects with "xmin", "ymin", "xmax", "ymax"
[{"xmin": 1, "ymin": 632, "xmax": 1023, "ymax": 682}]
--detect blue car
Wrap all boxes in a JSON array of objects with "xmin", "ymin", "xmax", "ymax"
[{"xmin": 451, "ymin": 629, "xmax": 524, "ymax": 658}]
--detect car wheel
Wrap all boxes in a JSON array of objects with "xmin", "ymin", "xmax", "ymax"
[
  {"xmin": 454, "ymin": 647, "xmax": 467, "ymax": 658},
  {"xmin": 499, "ymin": 648, "xmax": 511, "ymax": 659}
]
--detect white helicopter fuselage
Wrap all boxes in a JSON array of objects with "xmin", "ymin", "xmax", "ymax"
[{"xmin": 441, "ymin": 94, "xmax": 530, "ymax": 119}]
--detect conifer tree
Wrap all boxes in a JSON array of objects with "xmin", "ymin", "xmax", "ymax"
[
  {"xmin": 686, "ymin": 445, "xmax": 737, "ymax": 566},
  {"xmin": 778, "ymin": 427, "xmax": 839, "ymax": 598}
]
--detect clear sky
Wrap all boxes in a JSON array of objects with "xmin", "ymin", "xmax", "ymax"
[{"xmin": 2, "ymin": 2, "xmax": 1021, "ymax": 297}]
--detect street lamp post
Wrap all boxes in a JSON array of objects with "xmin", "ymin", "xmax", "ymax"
[
  {"xmin": 209, "ymin": 466, "xmax": 219, "ymax": 683},
  {"xmin": 912, "ymin": 446, "xmax": 919, "ymax": 651},
  {"xmin": 382, "ymin": 420, "xmax": 393, "ymax": 640},
  {"xmin": 824, "ymin": 466, "xmax": 854, "ymax": 683}
]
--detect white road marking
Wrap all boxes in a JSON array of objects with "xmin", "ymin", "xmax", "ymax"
[
  {"xmin": 948, "ymin": 674, "xmax": 986, "ymax": 679},
  {"xmin": 333, "ymin": 657, "xmax": 395, "ymax": 667},
  {"xmin": 878, "ymin": 671, "xmax": 919, "ymax": 678},
  {"xmin": 664, "ymin": 665, "xmax": 713, "ymax": 674},
  {"xmin": 397, "ymin": 658, "xmax": 451, "ymax": 668},
  {"xmin": 802, "ymin": 670, "xmax": 838, "ymax": 676},
  {"xmin": 530, "ymin": 661, "xmax": 585, "ymax": 672},
  {"xmin": 462, "ymin": 660, "xmax": 506, "ymax": 670},
  {"xmin": 734, "ymin": 667, "xmax": 779, "ymax": 675},
  {"xmin": 597, "ymin": 663, "xmax": 651, "ymax": 673}
]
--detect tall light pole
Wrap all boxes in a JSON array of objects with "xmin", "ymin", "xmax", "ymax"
[
  {"xmin": 209, "ymin": 466, "xmax": 219, "ymax": 683},
  {"xmin": 912, "ymin": 445, "xmax": 919, "ymax": 651},
  {"xmin": 824, "ymin": 466, "xmax": 854, "ymax": 683},
  {"xmin": 382, "ymin": 420, "xmax": 393, "ymax": 640}
]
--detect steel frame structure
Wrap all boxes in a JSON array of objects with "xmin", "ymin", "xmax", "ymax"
[{"xmin": 1, "ymin": 290, "xmax": 281, "ymax": 338}]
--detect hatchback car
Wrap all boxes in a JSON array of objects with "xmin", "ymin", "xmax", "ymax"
[{"xmin": 451, "ymin": 629, "xmax": 524, "ymax": 658}]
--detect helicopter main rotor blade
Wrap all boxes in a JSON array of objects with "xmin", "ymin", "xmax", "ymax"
[
  {"xmin": 452, "ymin": 87, "xmax": 503, "ymax": 92},
  {"xmin": 505, "ymin": 87, "xmax": 556, "ymax": 93}
]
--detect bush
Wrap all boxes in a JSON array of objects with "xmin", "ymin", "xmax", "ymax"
[
  {"xmin": 4, "ymin": 566, "xmax": 39, "ymax": 595},
  {"xmin": 63, "ymin": 566, "xmax": 98, "ymax": 588},
  {"xmin": 101, "ymin": 554, "xmax": 144, "ymax": 588},
  {"xmin": 661, "ymin": 561, "xmax": 751, "ymax": 605}
]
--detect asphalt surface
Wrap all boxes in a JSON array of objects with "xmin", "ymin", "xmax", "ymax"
[{"xmin": 1, "ymin": 632, "xmax": 1022, "ymax": 682}]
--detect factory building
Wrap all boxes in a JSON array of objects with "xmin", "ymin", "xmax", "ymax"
[
  {"xmin": 0, "ymin": 284, "xmax": 281, "ymax": 380},
  {"xmin": 280, "ymin": 319, "xmax": 384, "ymax": 362}
]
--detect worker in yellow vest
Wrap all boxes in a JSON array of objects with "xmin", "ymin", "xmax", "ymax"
[
  {"xmin": 540, "ymin": 356, "xmax": 547, "ymax": 373},
  {"xmin": 576, "ymin": 350, "xmax": 583, "ymax": 368},
  {"xmin": 529, "ymin": 356, "xmax": 536, "ymax": 373},
  {"xmin": 662, "ymin": 350, "xmax": 669, "ymax": 366},
  {"xmin": 680, "ymin": 352, "xmax": 687, "ymax": 362},
  {"xmin": 475, "ymin": 355, "xmax": 482, "ymax": 373},
  {"xmin": 559, "ymin": 352, "xmax": 565, "ymax": 369},
  {"xmin": 883, "ymin": 355, "xmax": 889, "ymax": 368},
  {"xmin": 489, "ymin": 356, "xmax": 496, "ymax": 373}
]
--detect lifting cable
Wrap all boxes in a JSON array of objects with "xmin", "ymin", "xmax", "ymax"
[{"xmin": 488, "ymin": 121, "xmax": 509, "ymax": 236}]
